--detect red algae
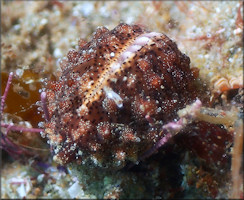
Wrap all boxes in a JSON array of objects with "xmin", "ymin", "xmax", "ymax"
[
  {"xmin": 175, "ymin": 121, "xmax": 233, "ymax": 165},
  {"xmin": 43, "ymin": 23, "xmax": 199, "ymax": 168}
]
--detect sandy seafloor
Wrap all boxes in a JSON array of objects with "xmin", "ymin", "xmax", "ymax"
[{"xmin": 1, "ymin": 1, "xmax": 243, "ymax": 199}]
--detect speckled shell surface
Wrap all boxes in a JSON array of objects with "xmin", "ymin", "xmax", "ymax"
[{"xmin": 44, "ymin": 23, "xmax": 199, "ymax": 168}]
